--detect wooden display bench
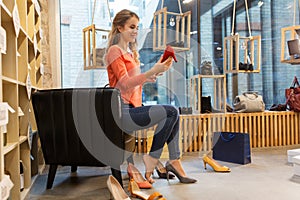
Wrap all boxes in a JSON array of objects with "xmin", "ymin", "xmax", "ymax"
[
  {"xmin": 179, "ymin": 111, "xmax": 300, "ymax": 153},
  {"xmin": 280, "ymin": 25, "xmax": 300, "ymax": 64},
  {"xmin": 223, "ymin": 34, "xmax": 261, "ymax": 73},
  {"xmin": 134, "ymin": 111, "xmax": 300, "ymax": 154},
  {"xmin": 82, "ymin": 24, "xmax": 109, "ymax": 70},
  {"xmin": 153, "ymin": 7, "xmax": 191, "ymax": 51},
  {"xmin": 189, "ymin": 75, "xmax": 226, "ymax": 113}
]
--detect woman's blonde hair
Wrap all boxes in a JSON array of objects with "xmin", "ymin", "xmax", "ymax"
[{"xmin": 107, "ymin": 9, "xmax": 140, "ymax": 64}]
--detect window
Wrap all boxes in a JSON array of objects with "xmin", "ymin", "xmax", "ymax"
[{"xmin": 60, "ymin": 0, "xmax": 300, "ymax": 108}]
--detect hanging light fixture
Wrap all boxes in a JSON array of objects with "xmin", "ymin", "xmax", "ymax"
[{"xmin": 258, "ymin": 1, "xmax": 264, "ymax": 7}]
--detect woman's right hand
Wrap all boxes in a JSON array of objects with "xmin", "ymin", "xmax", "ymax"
[
  {"xmin": 152, "ymin": 56, "xmax": 173, "ymax": 74},
  {"xmin": 144, "ymin": 56, "xmax": 173, "ymax": 79}
]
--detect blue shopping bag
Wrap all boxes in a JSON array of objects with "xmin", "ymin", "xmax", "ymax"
[{"xmin": 212, "ymin": 132, "xmax": 251, "ymax": 164}]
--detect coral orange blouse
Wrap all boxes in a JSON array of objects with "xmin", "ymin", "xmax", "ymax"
[{"xmin": 106, "ymin": 45, "xmax": 146, "ymax": 107}]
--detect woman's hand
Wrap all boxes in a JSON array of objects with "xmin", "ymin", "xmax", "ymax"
[
  {"xmin": 155, "ymin": 56, "xmax": 172, "ymax": 73},
  {"xmin": 146, "ymin": 75, "xmax": 157, "ymax": 83},
  {"xmin": 144, "ymin": 56, "xmax": 173, "ymax": 79}
]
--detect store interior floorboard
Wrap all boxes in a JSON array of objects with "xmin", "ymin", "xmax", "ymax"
[{"xmin": 26, "ymin": 146, "xmax": 300, "ymax": 200}]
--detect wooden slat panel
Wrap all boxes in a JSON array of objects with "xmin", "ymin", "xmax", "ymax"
[{"xmin": 135, "ymin": 112, "xmax": 300, "ymax": 154}]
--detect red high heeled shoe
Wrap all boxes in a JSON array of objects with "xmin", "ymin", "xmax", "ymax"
[
  {"xmin": 161, "ymin": 45, "xmax": 177, "ymax": 62},
  {"xmin": 127, "ymin": 163, "xmax": 152, "ymax": 189}
]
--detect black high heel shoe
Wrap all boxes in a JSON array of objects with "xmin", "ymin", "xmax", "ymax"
[
  {"xmin": 165, "ymin": 161, "xmax": 197, "ymax": 184},
  {"xmin": 155, "ymin": 160, "xmax": 175, "ymax": 179}
]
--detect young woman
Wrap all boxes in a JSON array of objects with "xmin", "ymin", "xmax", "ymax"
[{"xmin": 105, "ymin": 9, "xmax": 196, "ymax": 185}]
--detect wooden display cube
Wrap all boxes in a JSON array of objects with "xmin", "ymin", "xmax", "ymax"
[
  {"xmin": 223, "ymin": 34, "xmax": 261, "ymax": 73},
  {"xmin": 189, "ymin": 75, "xmax": 226, "ymax": 113},
  {"xmin": 82, "ymin": 24, "xmax": 109, "ymax": 70},
  {"xmin": 280, "ymin": 25, "xmax": 300, "ymax": 64},
  {"xmin": 153, "ymin": 7, "xmax": 191, "ymax": 51}
]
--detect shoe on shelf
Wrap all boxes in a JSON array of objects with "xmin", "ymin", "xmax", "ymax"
[
  {"xmin": 107, "ymin": 175, "xmax": 131, "ymax": 200},
  {"xmin": 165, "ymin": 161, "xmax": 197, "ymax": 184},
  {"xmin": 155, "ymin": 160, "xmax": 175, "ymax": 179},
  {"xmin": 202, "ymin": 154, "xmax": 231, "ymax": 172},
  {"xmin": 127, "ymin": 163, "xmax": 152, "ymax": 189},
  {"xmin": 128, "ymin": 178, "xmax": 166, "ymax": 200}
]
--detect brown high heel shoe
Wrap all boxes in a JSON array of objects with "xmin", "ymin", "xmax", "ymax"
[
  {"xmin": 155, "ymin": 160, "xmax": 175, "ymax": 179},
  {"xmin": 165, "ymin": 161, "xmax": 197, "ymax": 183},
  {"xmin": 107, "ymin": 175, "xmax": 131, "ymax": 200},
  {"xmin": 127, "ymin": 163, "xmax": 152, "ymax": 189},
  {"xmin": 202, "ymin": 154, "xmax": 231, "ymax": 172}
]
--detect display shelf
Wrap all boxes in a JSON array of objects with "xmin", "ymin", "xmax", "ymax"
[
  {"xmin": 16, "ymin": 0, "xmax": 27, "ymax": 32},
  {"xmin": 18, "ymin": 85, "xmax": 30, "ymax": 137},
  {"xmin": 28, "ymin": 39, "xmax": 36, "ymax": 87},
  {"xmin": 19, "ymin": 136, "xmax": 27, "ymax": 144},
  {"xmin": 82, "ymin": 24, "xmax": 109, "ymax": 70},
  {"xmin": 2, "ymin": 0, "xmax": 15, "ymax": 14},
  {"xmin": 3, "ymin": 142, "xmax": 18, "ymax": 155},
  {"xmin": 35, "ymin": 54, "xmax": 42, "ymax": 87},
  {"xmin": 1, "ymin": 21, "xmax": 17, "ymax": 80},
  {"xmin": 26, "ymin": 0, "xmax": 34, "ymax": 40},
  {"xmin": 2, "ymin": 76, "xmax": 18, "ymax": 84},
  {"xmin": 1, "ymin": 3, "xmax": 12, "ymax": 21},
  {"xmin": 153, "ymin": 7, "xmax": 191, "ymax": 51},
  {"xmin": 190, "ymin": 74, "xmax": 226, "ymax": 114},
  {"xmin": 17, "ymin": 30, "xmax": 29, "ymax": 84},
  {"xmin": 223, "ymin": 34, "xmax": 261, "ymax": 73},
  {"xmin": 4, "ymin": 147, "xmax": 20, "ymax": 200},
  {"xmin": 20, "ymin": 142, "xmax": 31, "ymax": 189},
  {"xmin": 1, "ymin": 1, "xmax": 43, "ymax": 199},
  {"xmin": 280, "ymin": 25, "xmax": 300, "ymax": 64}
]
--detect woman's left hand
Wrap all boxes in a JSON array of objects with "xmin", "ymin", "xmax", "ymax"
[{"xmin": 146, "ymin": 75, "xmax": 157, "ymax": 83}]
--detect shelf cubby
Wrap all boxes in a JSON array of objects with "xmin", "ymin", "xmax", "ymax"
[
  {"xmin": 4, "ymin": 147, "xmax": 20, "ymax": 200},
  {"xmin": 2, "ymin": 0, "xmax": 15, "ymax": 14},
  {"xmin": 17, "ymin": 29, "xmax": 29, "ymax": 84},
  {"xmin": 16, "ymin": 0, "xmax": 27, "ymax": 32},
  {"xmin": 1, "ymin": 21, "xmax": 17, "ymax": 80},
  {"xmin": 26, "ymin": 0, "xmax": 35, "ymax": 40},
  {"xmin": 280, "ymin": 25, "xmax": 300, "ymax": 64}
]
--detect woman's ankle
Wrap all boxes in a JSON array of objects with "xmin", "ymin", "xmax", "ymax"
[{"xmin": 143, "ymin": 154, "xmax": 158, "ymax": 183}]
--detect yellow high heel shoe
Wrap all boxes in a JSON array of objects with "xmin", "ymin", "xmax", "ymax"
[
  {"xmin": 128, "ymin": 178, "xmax": 166, "ymax": 200},
  {"xmin": 202, "ymin": 154, "xmax": 231, "ymax": 172},
  {"xmin": 107, "ymin": 175, "xmax": 131, "ymax": 200}
]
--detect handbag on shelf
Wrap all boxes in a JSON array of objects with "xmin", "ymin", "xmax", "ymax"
[
  {"xmin": 286, "ymin": 76, "xmax": 300, "ymax": 112},
  {"xmin": 212, "ymin": 132, "xmax": 251, "ymax": 165},
  {"xmin": 199, "ymin": 61, "xmax": 213, "ymax": 75},
  {"xmin": 233, "ymin": 92, "xmax": 265, "ymax": 113},
  {"xmin": 179, "ymin": 107, "xmax": 193, "ymax": 114},
  {"xmin": 201, "ymin": 96, "xmax": 212, "ymax": 113}
]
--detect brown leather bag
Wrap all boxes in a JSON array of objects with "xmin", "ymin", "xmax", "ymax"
[{"xmin": 286, "ymin": 76, "xmax": 300, "ymax": 112}]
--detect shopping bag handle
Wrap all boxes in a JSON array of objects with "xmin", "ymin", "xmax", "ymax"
[
  {"xmin": 220, "ymin": 132, "xmax": 236, "ymax": 142},
  {"xmin": 290, "ymin": 76, "xmax": 300, "ymax": 88}
]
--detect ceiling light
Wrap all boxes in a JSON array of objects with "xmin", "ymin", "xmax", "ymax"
[{"xmin": 183, "ymin": 0, "xmax": 193, "ymax": 4}]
